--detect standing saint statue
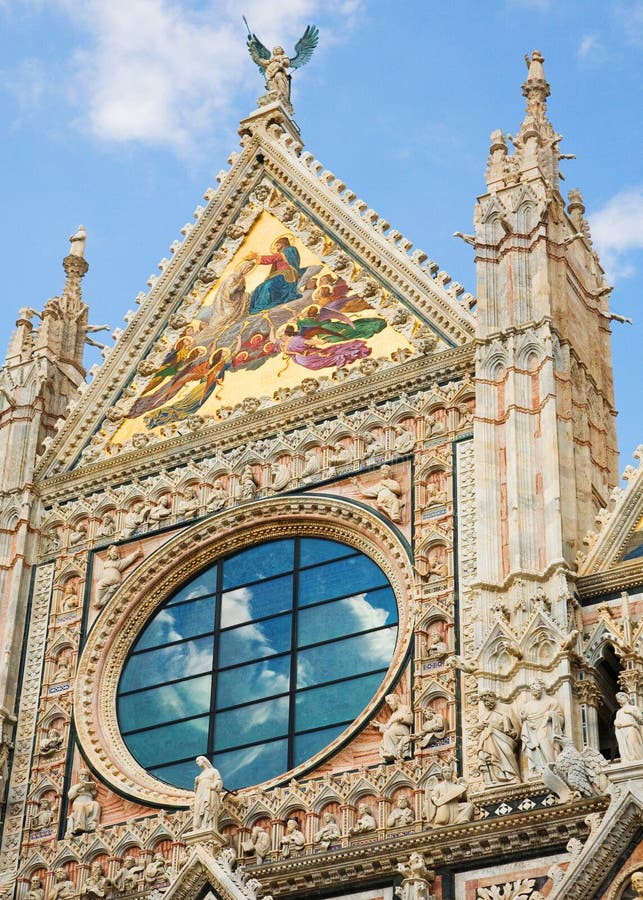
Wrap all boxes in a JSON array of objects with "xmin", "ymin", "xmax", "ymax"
[
  {"xmin": 614, "ymin": 692, "xmax": 643, "ymax": 762},
  {"xmin": 192, "ymin": 756, "xmax": 223, "ymax": 832},
  {"xmin": 246, "ymin": 23, "xmax": 319, "ymax": 106},
  {"xmin": 476, "ymin": 692, "xmax": 521, "ymax": 785},
  {"xmin": 518, "ymin": 680, "xmax": 565, "ymax": 777}
]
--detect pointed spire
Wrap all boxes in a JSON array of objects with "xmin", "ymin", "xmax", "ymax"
[
  {"xmin": 521, "ymin": 50, "xmax": 550, "ymax": 121},
  {"xmin": 61, "ymin": 224, "xmax": 89, "ymax": 313},
  {"xmin": 484, "ymin": 50, "xmax": 564, "ymax": 190}
]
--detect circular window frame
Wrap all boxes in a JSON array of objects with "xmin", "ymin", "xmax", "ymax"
[{"xmin": 74, "ymin": 495, "xmax": 414, "ymax": 807}]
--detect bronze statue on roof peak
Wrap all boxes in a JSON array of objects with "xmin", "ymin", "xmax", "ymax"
[{"xmin": 245, "ymin": 19, "xmax": 319, "ymax": 107}]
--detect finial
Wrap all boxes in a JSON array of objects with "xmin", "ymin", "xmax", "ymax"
[
  {"xmin": 245, "ymin": 21, "xmax": 319, "ymax": 108},
  {"xmin": 69, "ymin": 225, "xmax": 87, "ymax": 259},
  {"xmin": 522, "ymin": 50, "xmax": 550, "ymax": 118}
]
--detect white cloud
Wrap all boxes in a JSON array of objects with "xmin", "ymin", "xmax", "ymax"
[
  {"xmin": 613, "ymin": 1, "xmax": 643, "ymax": 47},
  {"xmin": 577, "ymin": 34, "xmax": 600, "ymax": 60},
  {"xmin": 7, "ymin": 0, "xmax": 361, "ymax": 154},
  {"xmin": 589, "ymin": 187, "xmax": 643, "ymax": 280}
]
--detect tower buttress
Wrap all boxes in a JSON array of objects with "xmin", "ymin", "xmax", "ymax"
[
  {"xmin": 473, "ymin": 52, "xmax": 617, "ymax": 595},
  {"xmin": 0, "ymin": 228, "xmax": 90, "ymax": 765}
]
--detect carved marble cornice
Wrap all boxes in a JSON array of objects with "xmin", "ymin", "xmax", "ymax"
[
  {"xmin": 37, "ymin": 347, "xmax": 473, "ymax": 505},
  {"xmin": 254, "ymin": 797, "xmax": 605, "ymax": 896},
  {"xmin": 578, "ymin": 559, "xmax": 643, "ymax": 600}
]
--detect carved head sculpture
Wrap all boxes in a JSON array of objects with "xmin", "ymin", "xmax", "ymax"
[
  {"xmin": 385, "ymin": 693, "xmax": 399, "ymax": 711},
  {"xmin": 479, "ymin": 691, "xmax": 498, "ymax": 710},
  {"xmin": 530, "ymin": 680, "xmax": 545, "ymax": 698}
]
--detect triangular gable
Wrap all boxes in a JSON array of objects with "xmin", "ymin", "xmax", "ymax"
[
  {"xmin": 163, "ymin": 844, "xmax": 265, "ymax": 900},
  {"xmin": 577, "ymin": 447, "xmax": 643, "ymax": 584},
  {"xmin": 35, "ymin": 106, "xmax": 475, "ymax": 477},
  {"xmin": 547, "ymin": 763, "xmax": 643, "ymax": 899}
]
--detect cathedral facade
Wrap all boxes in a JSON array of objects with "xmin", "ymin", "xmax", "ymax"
[{"xmin": 1, "ymin": 48, "xmax": 642, "ymax": 900}]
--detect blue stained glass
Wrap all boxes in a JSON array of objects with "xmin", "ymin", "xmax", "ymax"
[
  {"xmin": 133, "ymin": 596, "xmax": 216, "ymax": 651},
  {"xmin": 299, "ymin": 538, "xmax": 357, "ymax": 567},
  {"xmin": 297, "ymin": 627, "xmax": 397, "ymax": 688},
  {"xmin": 297, "ymin": 555, "xmax": 388, "ymax": 607},
  {"xmin": 293, "ymin": 724, "xmax": 347, "ymax": 766},
  {"xmin": 216, "ymin": 656, "xmax": 290, "ymax": 708},
  {"xmin": 297, "ymin": 587, "xmax": 396, "ymax": 646},
  {"xmin": 125, "ymin": 715, "xmax": 209, "ymax": 768},
  {"xmin": 214, "ymin": 695, "xmax": 289, "ymax": 750},
  {"xmin": 118, "ymin": 536, "xmax": 399, "ymax": 791},
  {"xmin": 214, "ymin": 738, "xmax": 288, "ymax": 791},
  {"xmin": 218, "ymin": 614, "xmax": 292, "ymax": 667},
  {"xmin": 118, "ymin": 674, "xmax": 212, "ymax": 731},
  {"xmin": 222, "ymin": 540, "xmax": 293, "ymax": 590},
  {"xmin": 167, "ymin": 571, "xmax": 217, "ymax": 605},
  {"xmin": 150, "ymin": 759, "xmax": 200, "ymax": 790},
  {"xmin": 220, "ymin": 575, "xmax": 293, "ymax": 627},
  {"xmin": 120, "ymin": 635, "xmax": 214, "ymax": 693},
  {"xmin": 295, "ymin": 671, "xmax": 386, "ymax": 731}
]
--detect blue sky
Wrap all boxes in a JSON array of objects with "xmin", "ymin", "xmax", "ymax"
[{"xmin": 0, "ymin": 0, "xmax": 641, "ymax": 464}]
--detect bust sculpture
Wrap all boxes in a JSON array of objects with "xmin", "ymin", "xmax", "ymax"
[
  {"xmin": 26, "ymin": 876, "xmax": 45, "ymax": 900},
  {"xmin": 110, "ymin": 856, "xmax": 143, "ymax": 893},
  {"xmin": 349, "ymin": 803, "xmax": 376, "ymax": 835},
  {"xmin": 313, "ymin": 812, "xmax": 341, "ymax": 850},
  {"xmin": 415, "ymin": 707, "xmax": 447, "ymax": 748},
  {"xmin": 83, "ymin": 862, "xmax": 108, "ymax": 899},
  {"xmin": 630, "ymin": 871, "xmax": 643, "ymax": 898},
  {"xmin": 425, "ymin": 629, "xmax": 449, "ymax": 659},
  {"xmin": 40, "ymin": 724, "xmax": 64, "ymax": 756},
  {"xmin": 280, "ymin": 817, "xmax": 305, "ymax": 857},
  {"xmin": 47, "ymin": 869, "xmax": 75, "ymax": 900},
  {"xmin": 386, "ymin": 796, "xmax": 415, "ymax": 828}
]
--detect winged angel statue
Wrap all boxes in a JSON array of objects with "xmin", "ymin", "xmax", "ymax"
[{"xmin": 246, "ymin": 22, "xmax": 319, "ymax": 106}]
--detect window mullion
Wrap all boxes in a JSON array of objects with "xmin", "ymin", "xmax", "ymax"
[{"xmin": 207, "ymin": 559, "xmax": 223, "ymax": 761}]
